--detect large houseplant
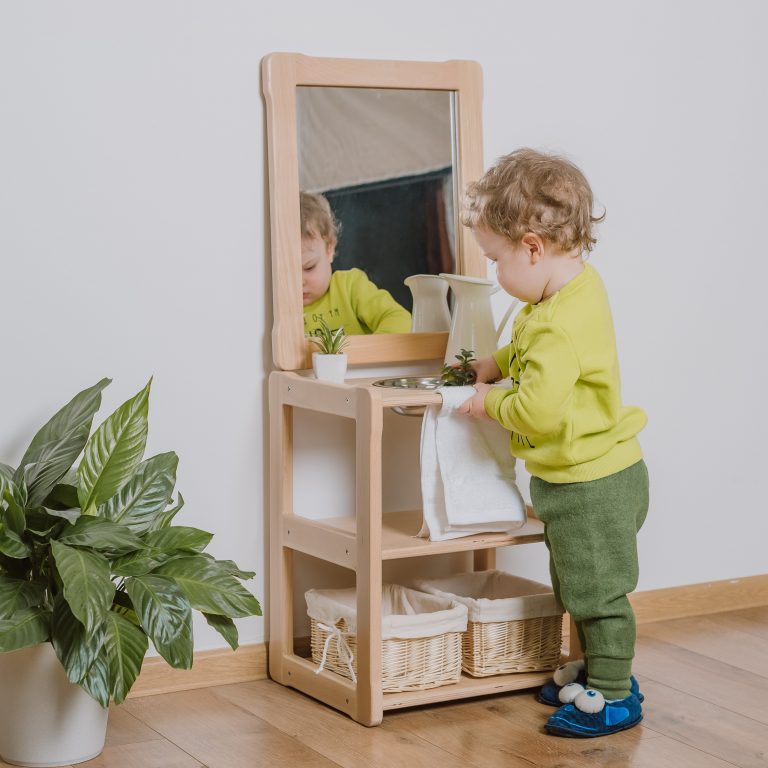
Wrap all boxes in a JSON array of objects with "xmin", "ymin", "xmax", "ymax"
[{"xmin": 0, "ymin": 378, "xmax": 261, "ymax": 766}]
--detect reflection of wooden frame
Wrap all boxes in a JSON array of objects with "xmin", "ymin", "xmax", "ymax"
[{"xmin": 262, "ymin": 53, "xmax": 486, "ymax": 370}]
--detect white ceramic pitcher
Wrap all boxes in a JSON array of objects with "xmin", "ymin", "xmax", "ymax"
[
  {"xmin": 404, "ymin": 274, "xmax": 451, "ymax": 332},
  {"xmin": 439, "ymin": 273, "xmax": 519, "ymax": 364}
]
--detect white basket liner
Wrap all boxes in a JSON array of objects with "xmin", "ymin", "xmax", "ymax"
[
  {"xmin": 305, "ymin": 584, "xmax": 468, "ymax": 640},
  {"xmin": 414, "ymin": 570, "xmax": 563, "ymax": 623}
]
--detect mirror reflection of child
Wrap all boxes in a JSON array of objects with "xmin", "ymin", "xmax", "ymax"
[
  {"xmin": 300, "ymin": 191, "xmax": 412, "ymax": 336},
  {"xmin": 459, "ymin": 149, "xmax": 648, "ymax": 739}
]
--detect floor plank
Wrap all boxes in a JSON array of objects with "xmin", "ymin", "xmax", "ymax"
[
  {"xmin": 640, "ymin": 680, "xmax": 768, "ymax": 768},
  {"xmin": 103, "ymin": 706, "xmax": 164, "ymax": 748},
  {"xmin": 215, "ymin": 680, "xmax": 495, "ymax": 768},
  {"xmin": 124, "ymin": 687, "xmax": 341, "ymax": 768},
  {"xmin": 81, "ymin": 740, "xmax": 203, "ymax": 768},
  {"xmin": 640, "ymin": 615, "xmax": 768, "ymax": 678},
  {"xmin": 634, "ymin": 634, "xmax": 768, "ymax": 724},
  {"xmin": 720, "ymin": 607, "xmax": 768, "ymax": 640}
]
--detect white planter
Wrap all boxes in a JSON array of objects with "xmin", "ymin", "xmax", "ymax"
[
  {"xmin": 312, "ymin": 352, "xmax": 348, "ymax": 383},
  {"xmin": 0, "ymin": 643, "xmax": 109, "ymax": 767}
]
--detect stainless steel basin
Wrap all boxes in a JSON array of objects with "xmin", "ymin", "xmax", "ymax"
[
  {"xmin": 372, "ymin": 376, "xmax": 442, "ymax": 390},
  {"xmin": 372, "ymin": 376, "xmax": 442, "ymax": 416}
]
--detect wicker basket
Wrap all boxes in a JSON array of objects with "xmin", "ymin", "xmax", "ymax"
[
  {"xmin": 306, "ymin": 585, "xmax": 466, "ymax": 692},
  {"xmin": 415, "ymin": 571, "xmax": 563, "ymax": 677}
]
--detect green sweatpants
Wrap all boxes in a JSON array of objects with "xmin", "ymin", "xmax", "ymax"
[{"xmin": 530, "ymin": 460, "xmax": 649, "ymax": 700}]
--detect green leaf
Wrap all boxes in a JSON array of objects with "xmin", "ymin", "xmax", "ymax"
[
  {"xmin": 156, "ymin": 555, "xmax": 262, "ymax": 618},
  {"xmin": 143, "ymin": 526, "xmax": 213, "ymax": 554},
  {"xmin": 148, "ymin": 493, "xmax": 185, "ymax": 531},
  {"xmin": 44, "ymin": 482, "xmax": 80, "ymax": 511},
  {"xmin": 77, "ymin": 381, "xmax": 151, "ymax": 513},
  {"xmin": 15, "ymin": 379, "xmax": 111, "ymax": 507},
  {"xmin": 126, "ymin": 576, "xmax": 192, "ymax": 669},
  {"xmin": 0, "ymin": 463, "xmax": 13, "ymax": 480},
  {"xmin": 0, "ymin": 607, "xmax": 50, "ymax": 652},
  {"xmin": 99, "ymin": 452, "xmax": 178, "ymax": 534},
  {"xmin": 51, "ymin": 595, "xmax": 106, "ymax": 684},
  {"xmin": 45, "ymin": 506, "xmax": 81, "ymax": 524},
  {"xmin": 0, "ymin": 576, "xmax": 46, "ymax": 619},
  {"xmin": 103, "ymin": 611, "xmax": 148, "ymax": 704},
  {"xmin": 1, "ymin": 481, "xmax": 27, "ymax": 536},
  {"xmin": 203, "ymin": 612, "xmax": 239, "ymax": 650},
  {"xmin": 79, "ymin": 647, "xmax": 110, "ymax": 708},
  {"xmin": 57, "ymin": 517, "xmax": 142, "ymax": 554},
  {"xmin": 200, "ymin": 555, "xmax": 255, "ymax": 581},
  {"xmin": 110, "ymin": 548, "xmax": 174, "ymax": 577},
  {"xmin": 0, "ymin": 526, "xmax": 31, "ymax": 559},
  {"xmin": 24, "ymin": 509, "xmax": 67, "ymax": 537},
  {"xmin": 51, "ymin": 541, "xmax": 115, "ymax": 634}
]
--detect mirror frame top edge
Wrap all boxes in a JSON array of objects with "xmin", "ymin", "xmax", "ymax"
[{"xmin": 262, "ymin": 52, "xmax": 486, "ymax": 371}]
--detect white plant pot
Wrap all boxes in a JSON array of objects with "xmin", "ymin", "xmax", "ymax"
[
  {"xmin": 312, "ymin": 352, "xmax": 348, "ymax": 383},
  {"xmin": 0, "ymin": 643, "xmax": 109, "ymax": 767}
]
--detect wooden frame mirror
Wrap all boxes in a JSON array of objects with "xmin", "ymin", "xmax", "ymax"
[{"xmin": 262, "ymin": 53, "xmax": 486, "ymax": 371}]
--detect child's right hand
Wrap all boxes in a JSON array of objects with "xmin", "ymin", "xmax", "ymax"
[{"xmin": 471, "ymin": 356, "xmax": 503, "ymax": 384}]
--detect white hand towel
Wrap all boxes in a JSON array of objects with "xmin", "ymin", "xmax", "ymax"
[{"xmin": 419, "ymin": 385, "xmax": 527, "ymax": 541}]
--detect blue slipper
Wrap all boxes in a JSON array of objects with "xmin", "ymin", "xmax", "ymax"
[
  {"xmin": 537, "ymin": 671, "xmax": 643, "ymax": 706},
  {"xmin": 545, "ymin": 692, "xmax": 643, "ymax": 738}
]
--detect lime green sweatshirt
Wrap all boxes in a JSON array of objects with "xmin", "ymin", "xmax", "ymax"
[
  {"xmin": 304, "ymin": 268, "xmax": 412, "ymax": 336},
  {"xmin": 484, "ymin": 264, "xmax": 646, "ymax": 483}
]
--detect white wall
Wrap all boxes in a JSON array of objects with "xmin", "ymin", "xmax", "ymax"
[{"xmin": 1, "ymin": 0, "xmax": 766, "ymax": 650}]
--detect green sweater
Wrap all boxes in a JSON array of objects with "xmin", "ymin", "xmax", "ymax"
[
  {"xmin": 484, "ymin": 264, "xmax": 646, "ymax": 483},
  {"xmin": 303, "ymin": 268, "xmax": 412, "ymax": 336}
]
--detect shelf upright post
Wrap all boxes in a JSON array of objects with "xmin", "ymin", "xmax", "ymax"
[
  {"xmin": 354, "ymin": 387, "xmax": 384, "ymax": 726},
  {"xmin": 268, "ymin": 372, "xmax": 295, "ymax": 685}
]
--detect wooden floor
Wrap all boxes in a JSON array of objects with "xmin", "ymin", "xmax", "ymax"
[{"xmin": 9, "ymin": 606, "xmax": 767, "ymax": 768}]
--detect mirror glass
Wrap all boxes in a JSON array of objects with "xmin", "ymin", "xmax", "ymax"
[{"xmin": 297, "ymin": 86, "xmax": 457, "ymax": 335}]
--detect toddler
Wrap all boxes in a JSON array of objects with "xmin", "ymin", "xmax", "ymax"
[
  {"xmin": 459, "ymin": 149, "xmax": 649, "ymax": 738},
  {"xmin": 300, "ymin": 191, "xmax": 412, "ymax": 336}
]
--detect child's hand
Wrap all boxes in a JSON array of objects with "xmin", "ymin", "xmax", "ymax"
[
  {"xmin": 471, "ymin": 356, "xmax": 503, "ymax": 384},
  {"xmin": 457, "ymin": 383, "xmax": 493, "ymax": 421}
]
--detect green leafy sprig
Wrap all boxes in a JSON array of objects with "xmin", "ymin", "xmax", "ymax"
[{"xmin": 440, "ymin": 348, "xmax": 478, "ymax": 386}]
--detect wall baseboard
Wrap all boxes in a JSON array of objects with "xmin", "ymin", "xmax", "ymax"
[
  {"xmin": 127, "ymin": 643, "xmax": 267, "ymax": 699},
  {"xmin": 128, "ymin": 573, "xmax": 768, "ymax": 699},
  {"xmin": 628, "ymin": 572, "xmax": 768, "ymax": 624}
]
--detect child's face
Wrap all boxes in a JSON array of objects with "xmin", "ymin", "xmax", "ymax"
[
  {"xmin": 301, "ymin": 235, "xmax": 334, "ymax": 306},
  {"xmin": 473, "ymin": 226, "xmax": 548, "ymax": 304}
]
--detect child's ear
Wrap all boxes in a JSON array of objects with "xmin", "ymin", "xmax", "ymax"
[
  {"xmin": 521, "ymin": 233, "xmax": 544, "ymax": 264},
  {"xmin": 325, "ymin": 241, "xmax": 336, "ymax": 261}
]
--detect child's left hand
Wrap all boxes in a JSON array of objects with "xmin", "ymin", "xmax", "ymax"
[{"xmin": 457, "ymin": 383, "xmax": 493, "ymax": 421}]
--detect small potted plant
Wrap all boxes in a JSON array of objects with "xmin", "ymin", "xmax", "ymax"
[
  {"xmin": 0, "ymin": 378, "xmax": 261, "ymax": 767},
  {"xmin": 309, "ymin": 317, "xmax": 349, "ymax": 383}
]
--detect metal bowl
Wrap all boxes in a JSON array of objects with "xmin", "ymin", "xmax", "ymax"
[
  {"xmin": 372, "ymin": 376, "xmax": 442, "ymax": 390},
  {"xmin": 372, "ymin": 376, "xmax": 442, "ymax": 416}
]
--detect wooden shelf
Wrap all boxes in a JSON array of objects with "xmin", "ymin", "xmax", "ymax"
[
  {"xmin": 283, "ymin": 510, "xmax": 544, "ymax": 567},
  {"xmin": 269, "ymin": 370, "xmax": 577, "ymax": 726},
  {"xmin": 383, "ymin": 668, "xmax": 556, "ymax": 710}
]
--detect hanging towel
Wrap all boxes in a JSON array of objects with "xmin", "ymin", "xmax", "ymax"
[{"xmin": 418, "ymin": 385, "xmax": 527, "ymax": 541}]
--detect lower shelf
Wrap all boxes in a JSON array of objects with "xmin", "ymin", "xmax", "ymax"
[
  {"xmin": 382, "ymin": 668, "xmax": 554, "ymax": 710},
  {"xmin": 279, "ymin": 651, "xmax": 557, "ymax": 714}
]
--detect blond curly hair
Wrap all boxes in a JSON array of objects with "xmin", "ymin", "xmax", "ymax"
[
  {"xmin": 300, "ymin": 191, "xmax": 339, "ymax": 249},
  {"xmin": 462, "ymin": 148, "xmax": 604, "ymax": 253}
]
